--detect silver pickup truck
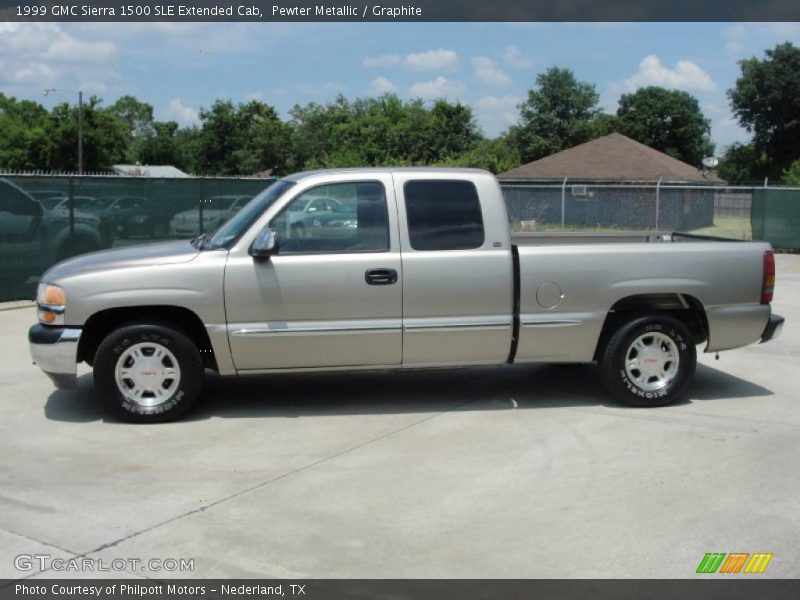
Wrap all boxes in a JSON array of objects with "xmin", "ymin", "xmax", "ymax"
[{"xmin": 29, "ymin": 168, "xmax": 784, "ymax": 422}]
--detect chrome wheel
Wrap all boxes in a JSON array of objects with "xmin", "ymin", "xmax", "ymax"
[
  {"xmin": 624, "ymin": 332, "xmax": 680, "ymax": 392},
  {"xmin": 114, "ymin": 342, "xmax": 181, "ymax": 407}
]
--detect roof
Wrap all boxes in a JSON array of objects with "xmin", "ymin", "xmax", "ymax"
[
  {"xmin": 285, "ymin": 167, "xmax": 489, "ymax": 182},
  {"xmin": 500, "ymin": 133, "xmax": 723, "ymax": 183},
  {"xmin": 110, "ymin": 165, "xmax": 190, "ymax": 178}
]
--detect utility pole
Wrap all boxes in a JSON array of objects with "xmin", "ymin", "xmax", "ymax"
[{"xmin": 78, "ymin": 90, "xmax": 84, "ymax": 174}]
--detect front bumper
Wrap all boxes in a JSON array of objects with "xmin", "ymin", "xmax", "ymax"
[
  {"xmin": 760, "ymin": 314, "xmax": 785, "ymax": 343},
  {"xmin": 28, "ymin": 324, "xmax": 81, "ymax": 389}
]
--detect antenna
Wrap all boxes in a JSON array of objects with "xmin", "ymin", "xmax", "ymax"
[{"xmin": 702, "ymin": 157, "xmax": 719, "ymax": 169}]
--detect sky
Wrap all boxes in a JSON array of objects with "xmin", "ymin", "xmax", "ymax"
[{"xmin": 1, "ymin": 21, "xmax": 799, "ymax": 152}]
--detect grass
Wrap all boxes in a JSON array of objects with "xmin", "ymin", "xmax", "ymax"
[{"xmin": 687, "ymin": 215, "xmax": 752, "ymax": 240}]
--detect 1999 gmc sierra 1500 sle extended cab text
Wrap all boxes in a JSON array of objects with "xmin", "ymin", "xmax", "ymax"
[{"xmin": 28, "ymin": 168, "xmax": 785, "ymax": 422}]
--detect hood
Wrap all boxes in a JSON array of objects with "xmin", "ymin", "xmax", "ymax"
[{"xmin": 43, "ymin": 240, "xmax": 200, "ymax": 282}]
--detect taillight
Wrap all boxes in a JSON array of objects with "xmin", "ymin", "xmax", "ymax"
[{"xmin": 761, "ymin": 250, "xmax": 775, "ymax": 304}]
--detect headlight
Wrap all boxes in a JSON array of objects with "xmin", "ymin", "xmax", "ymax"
[{"xmin": 37, "ymin": 283, "xmax": 66, "ymax": 325}]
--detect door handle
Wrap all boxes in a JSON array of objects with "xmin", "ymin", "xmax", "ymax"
[{"xmin": 365, "ymin": 268, "xmax": 398, "ymax": 285}]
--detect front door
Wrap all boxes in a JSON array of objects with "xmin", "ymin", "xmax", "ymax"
[{"xmin": 224, "ymin": 176, "xmax": 402, "ymax": 370}]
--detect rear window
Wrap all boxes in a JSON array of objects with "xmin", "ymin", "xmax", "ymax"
[{"xmin": 404, "ymin": 180, "xmax": 485, "ymax": 251}]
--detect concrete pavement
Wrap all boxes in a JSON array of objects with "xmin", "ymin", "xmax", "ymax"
[{"xmin": 1, "ymin": 255, "xmax": 798, "ymax": 579}]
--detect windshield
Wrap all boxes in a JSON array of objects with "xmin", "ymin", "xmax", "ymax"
[{"xmin": 203, "ymin": 179, "xmax": 296, "ymax": 250}]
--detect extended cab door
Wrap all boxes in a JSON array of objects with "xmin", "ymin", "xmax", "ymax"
[
  {"xmin": 393, "ymin": 172, "xmax": 514, "ymax": 366},
  {"xmin": 224, "ymin": 175, "xmax": 402, "ymax": 370}
]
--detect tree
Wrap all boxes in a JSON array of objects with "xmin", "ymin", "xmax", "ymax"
[
  {"xmin": 288, "ymin": 94, "xmax": 481, "ymax": 170},
  {"xmin": 0, "ymin": 94, "xmax": 50, "ymax": 170},
  {"xmin": 137, "ymin": 121, "xmax": 181, "ymax": 166},
  {"xmin": 194, "ymin": 99, "xmax": 290, "ymax": 175},
  {"xmin": 616, "ymin": 86, "xmax": 713, "ymax": 166},
  {"xmin": 728, "ymin": 42, "xmax": 800, "ymax": 178},
  {"xmin": 717, "ymin": 142, "xmax": 768, "ymax": 183},
  {"xmin": 434, "ymin": 138, "xmax": 521, "ymax": 174},
  {"xmin": 44, "ymin": 97, "xmax": 128, "ymax": 171},
  {"xmin": 782, "ymin": 159, "xmax": 800, "ymax": 185},
  {"xmin": 509, "ymin": 67, "xmax": 605, "ymax": 162}
]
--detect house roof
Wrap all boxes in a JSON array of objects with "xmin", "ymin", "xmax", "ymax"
[
  {"xmin": 110, "ymin": 165, "xmax": 189, "ymax": 178},
  {"xmin": 500, "ymin": 133, "xmax": 722, "ymax": 183}
]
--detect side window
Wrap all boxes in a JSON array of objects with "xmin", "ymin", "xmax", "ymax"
[
  {"xmin": 404, "ymin": 180, "xmax": 485, "ymax": 251},
  {"xmin": 270, "ymin": 181, "xmax": 389, "ymax": 254}
]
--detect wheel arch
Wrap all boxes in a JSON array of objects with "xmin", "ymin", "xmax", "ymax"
[
  {"xmin": 77, "ymin": 305, "xmax": 218, "ymax": 371},
  {"xmin": 593, "ymin": 293, "xmax": 709, "ymax": 361}
]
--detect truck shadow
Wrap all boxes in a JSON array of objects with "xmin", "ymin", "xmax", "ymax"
[{"xmin": 44, "ymin": 362, "xmax": 773, "ymax": 424}]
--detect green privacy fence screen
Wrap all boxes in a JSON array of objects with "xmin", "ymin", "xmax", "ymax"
[
  {"xmin": 751, "ymin": 188, "xmax": 800, "ymax": 252},
  {"xmin": 2, "ymin": 174, "xmax": 798, "ymax": 302},
  {"xmin": 0, "ymin": 174, "xmax": 275, "ymax": 302}
]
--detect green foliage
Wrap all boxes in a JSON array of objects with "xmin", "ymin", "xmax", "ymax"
[
  {"xmin": 782, "ymin": 159, "xmax": 800, "ymax": 186},
  {"xmin": 45, "ymin": 97, "xmax": 129, "ymax": 172},
  {"xmin": 0, "ymin": 93, "xmax": 50, "ymax": 170},
  {"xmin": 0, "ymin": 91, "xmax": 490, "ymax": 175},
  {"xmin": 433, "ymin": 138, "xmax": 521, "ymax": 174},
  {"xmin": 288, "ymin": 94, "xmax": 482, "ymax": 171},
  {"xmin": 509, "ymin": 67, "xmax": 607, "ymax": 162},
  {"xmin": 616, "ymin": 86, "xmax": 713, "ymax": 166},
  {"xmin": 194, "ymin": 99, "xmax": 291, "ymax": 175},
  {"xmin": 729, "ymin": 42, "xmax": 800, "ymax": 178},
  {"xmin": 717, "ymin": 142, "xmax": 769, "ymax": 183}
]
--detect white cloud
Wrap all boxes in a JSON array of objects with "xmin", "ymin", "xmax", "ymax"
[
  {"xmin": 502, "ymin": 45, "xmax": 534, "ymax": 69},
  {"xmin": 167, "ymin": 98, "xmax": 199, "ymax": 126},
  {"xmin": 0, "ymin": 23, "xmax": 117, "ymax": 95},
  {"xmin": 364, "ymin": 48, "xmax": 458, "ymax": 71},
  {"xmin": 623, "ymin": 55, "xmax": 716, "ymax": 93},
  {"xmin": 475, "ymin": 95, "xmax": 520, "ymax": 136},
  {"xmin": 41, "ymin": 36, "xmax": 115, "ymax": 62},
  {"xmin": 362, "ymin": 53, "xmax": 401, "ymax": 68},
  {"xmin": 404, "ymin": 48, "xmax": 458, "ymax": 70},
  {"xmin": 471, "ymin": 56, "xmax": 511, "ymax": 86},
  {"xmin": 244, "ymin": 91, "xmax": 263, "ymax": 102},
  {"xmin": 408, "ymin": 76, "xmax": 464, "ymax": 99},
  {"xmin": 369, "ymin": 76, "xmax": 397, "ymax": 94}
]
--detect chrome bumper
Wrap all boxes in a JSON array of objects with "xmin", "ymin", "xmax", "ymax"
[{"xmin": 28, "ymin": 325, "xmax": 81, "ymax": 389}]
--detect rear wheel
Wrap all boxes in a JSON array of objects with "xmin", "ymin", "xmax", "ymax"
[
  {"xmin": 94, "ymin": 323, "xmax": 204, "ymax": 422},
  {"xmin": 599, "ymin": 315, "xmax": 696, "ymax": 407}
]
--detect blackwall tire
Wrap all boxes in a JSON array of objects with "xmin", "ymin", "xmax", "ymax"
[
  {"xmin": 94, "ymin": 323, "xmax": 204, "ymax": 423},
  {"xmin": 600, "ymin": 315, "xmax": 696, "ymax": 408}
]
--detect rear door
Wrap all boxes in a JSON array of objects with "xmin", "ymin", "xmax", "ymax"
[{"xmin": 393, "ymin": 173, "xmax": 514, "ymax": 366}]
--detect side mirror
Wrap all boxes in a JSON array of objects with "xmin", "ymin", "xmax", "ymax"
[{"xmin": 249, "ymin": 227, "xmax": 279, "ymax": 259}]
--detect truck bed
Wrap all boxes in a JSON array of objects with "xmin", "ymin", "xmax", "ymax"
[{"xmin": 510, "ymin": 231, "xmax": 745, "ymax": 246}]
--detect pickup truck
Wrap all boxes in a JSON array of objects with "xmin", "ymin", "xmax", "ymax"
[{"xmin": 28, "ymin": 168, "xmax": 785, "ymax": 422}]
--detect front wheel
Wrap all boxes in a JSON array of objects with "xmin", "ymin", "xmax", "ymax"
[
  {"xmin": 94, "ymin": 323, "xmax": 204, "ymax": 422},
  {"xmin": 599, "ymin": 315, "xmax": 696, "ymax": 407}
]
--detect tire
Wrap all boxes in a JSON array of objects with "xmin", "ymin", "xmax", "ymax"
[
  {"xmin": 93, "ymin": 322, "xmax": 204, "ymax": 423},
  {"xmin": 599, "ymin": 315, "xmax": 696, "ymax": 407}
]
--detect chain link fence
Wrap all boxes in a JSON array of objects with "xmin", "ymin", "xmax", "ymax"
[{"xmin": 1, "ymin": 174, "xmax": 798, "ymax": 302}]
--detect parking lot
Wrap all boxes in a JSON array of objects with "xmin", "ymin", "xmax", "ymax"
[{"xmin": 1, "ymin": 254, "xmax": 798, "ymax": 580}]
